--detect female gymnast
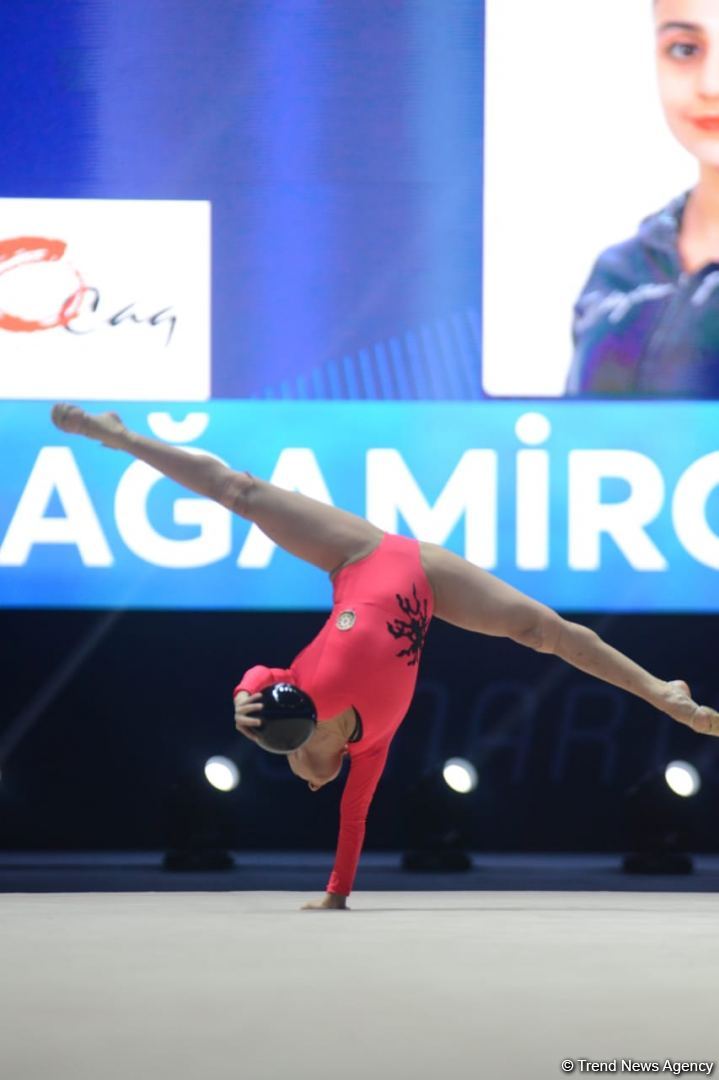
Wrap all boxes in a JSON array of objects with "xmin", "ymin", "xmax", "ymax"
[
  {"xmin": 51, "ymin": 404, "xmax": 719, "ymax": 909},
  {"xmin": 568, "ymin": 0, "xmax": 719, "ymax": 397}
]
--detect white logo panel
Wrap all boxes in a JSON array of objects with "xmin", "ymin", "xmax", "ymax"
[{"xmin": 0, "ymin": 198, "xmax": 211, "ymax": 400}]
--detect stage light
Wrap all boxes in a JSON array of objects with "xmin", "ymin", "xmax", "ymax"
[
  {"xmin": 204, "ymin": 756, "xmax": 240, "ymax": 793},
  {"xmin": 402, "ymin": 758, "xmax": 479, "ymax": 873},
  {"xmin": 664, "ymin": 760, "xmax": 700, "ymax": 799},
  {"xmin": 163, "ymin": 757, "xmax": 239, "ymax": 872},
  {"xmin": 622, "ymin": 761, "xmax": 704, "ymax": 876},
  {"xmin": 442, "ymin": 758, "xmax": 478, "ymax": 794}
]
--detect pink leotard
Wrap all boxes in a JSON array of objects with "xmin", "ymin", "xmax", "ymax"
[{"xmin": 234, "ymin": 533, "xmax": 434, "ymax": 895}]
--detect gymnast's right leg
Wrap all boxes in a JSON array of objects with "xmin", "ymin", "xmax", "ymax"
[
  {"xmin": 420, "ymin": 541, "xmax": 719, "ymax": 737},
  {"xmin": 50, "ymin": 405, "xmax": 382, "ymax": 575}
]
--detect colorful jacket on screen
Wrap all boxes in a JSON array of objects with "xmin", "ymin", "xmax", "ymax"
[
  {"xmin": 567, "ymin": 192, "xmax": 719, "ymax": 398},
  {"xmin": 233, "ymin": 533, "xmax": 433, "ymax": 896}
]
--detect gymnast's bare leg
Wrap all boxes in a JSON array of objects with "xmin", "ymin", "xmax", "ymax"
[
  {"xmin": 420, "ymin": 543, "xmax": 719, "ymax": 736},
  {"xmin": 51, "ymin": 405, "xmax": 719, "ymax": 737},
  {"xmin": 51, "ymin": 405, "xmax": 382, "ymax": 576}
]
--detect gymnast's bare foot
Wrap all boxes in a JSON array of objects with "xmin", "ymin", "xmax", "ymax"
[
  {"xmin": 662, "ymin": 679, "xmax": 719, "ymax": 736},
  {"xmin": 51, "ymin": 404, "xmax": 128, "ymax": 449}
]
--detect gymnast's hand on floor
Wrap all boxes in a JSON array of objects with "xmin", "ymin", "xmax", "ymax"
[
  {"xmin": 233, "ymin": 691, "xmax": 264, "ymax": 740},
  {"xmin": 51, "ymin": 404, "xmax": 128, "ymax": 449},
  {"xmin": 301, "ymin": 893, "xmax": 349, "ymax": 911},
  {"xmin": 662, "ymin": 680, "xmax": 719, "ymax": 736}
]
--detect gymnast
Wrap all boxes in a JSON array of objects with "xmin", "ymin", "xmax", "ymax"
[{"xmin": 51, "ymin": 404, "xmax": 719, "ymax": 909}]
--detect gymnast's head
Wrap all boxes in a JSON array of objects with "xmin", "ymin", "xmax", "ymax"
[{"xmin": 235, "ymin": 682, "xmax": 344, "ymax": 791}]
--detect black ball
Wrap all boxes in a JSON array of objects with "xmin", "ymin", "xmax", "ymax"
[{"xmin": 255, "ymin": 683, "xmax": 317, "ymax": 755}]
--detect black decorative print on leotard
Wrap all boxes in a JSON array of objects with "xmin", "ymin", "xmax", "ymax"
[{"xmin": 386, "ymin": 584, "xmax": 429, "ymax": 666}]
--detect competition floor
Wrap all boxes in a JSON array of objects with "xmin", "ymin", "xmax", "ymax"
[{"xmin": 3, "ymin": 888, "xmax": 718, "ymax": 1080}]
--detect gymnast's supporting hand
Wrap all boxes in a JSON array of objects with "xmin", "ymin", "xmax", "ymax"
[{"xmin": 301, "ymin": 893, "xmax": 349, "ymax": 911}]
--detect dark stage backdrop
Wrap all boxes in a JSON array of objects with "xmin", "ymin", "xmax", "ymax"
[{"xmin": 1, "ymin": 609, "xmax": 718, "ymax": 854}]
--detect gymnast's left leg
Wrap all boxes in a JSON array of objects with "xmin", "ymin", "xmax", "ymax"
[
  {"xmin": 50, "ymin": 405, "xmax": 382, "ymax": 575},
  {"xmin": 419, "ymin": 542, "xmax": 719, "ymax": 737}
]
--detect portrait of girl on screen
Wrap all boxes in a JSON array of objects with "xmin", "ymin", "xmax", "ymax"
[{"xmin": 568, "ymin": 0, "xmax": 719, "ymax": 397}]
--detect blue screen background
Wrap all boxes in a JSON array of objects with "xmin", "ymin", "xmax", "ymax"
[
  {"xmin": 0, "ymin": 0, "xmax": 483, "ymax": 400},
  {"xmin": 2, "ymin": 1, "xmax": 718, "ymax": 612}
]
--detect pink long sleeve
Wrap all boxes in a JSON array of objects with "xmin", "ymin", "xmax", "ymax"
[
  {"xmin": 326, "ymin": 741, "xmax": 390, "ymax": 896},
  {"xmin": 233, "ymin": 665, "xmax": 293, "ymax": 698}
]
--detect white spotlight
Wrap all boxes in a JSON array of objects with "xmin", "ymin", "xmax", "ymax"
[
  {"xmin": 204, "ymin": 756, "xmax": 240, "ymax": 792},
  {"xmin": 664, "ymin": 761, "xmax": 701, "ymax": 798},
  {"xmin": 442, "ymin": 758, "xmax": 478, "ymax": 795}
]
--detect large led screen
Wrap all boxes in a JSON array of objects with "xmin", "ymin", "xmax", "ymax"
[{"xmin": 2, "ymin": 0, "xmax": 719, "ymax": 612}]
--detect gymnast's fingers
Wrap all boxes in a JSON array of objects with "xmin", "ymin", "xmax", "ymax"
[
  {"xmin": 234, "ymin": 700, "xmax": 264, "ymax": 721},
  {"xmin": 235, "ymin": 721, "xmax": 261, "ymax": 740}
]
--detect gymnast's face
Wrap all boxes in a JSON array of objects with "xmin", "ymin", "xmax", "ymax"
[
  {"xmin": 287, "ymin": 743, "xmax": 344, "ymax": 792},
  {"xmin": 655, "ymin": 0, "xmax": 719, "ymax": 168}
]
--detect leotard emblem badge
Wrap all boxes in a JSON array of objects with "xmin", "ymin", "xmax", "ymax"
[{"xmin": 336, "ymin": 609, "xmax": 356, "ymax": 631}]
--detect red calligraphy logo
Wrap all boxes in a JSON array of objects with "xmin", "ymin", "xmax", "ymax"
[{"xmin": 0, "ymin": 237, "xmax": 86, "ymax": 333}]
